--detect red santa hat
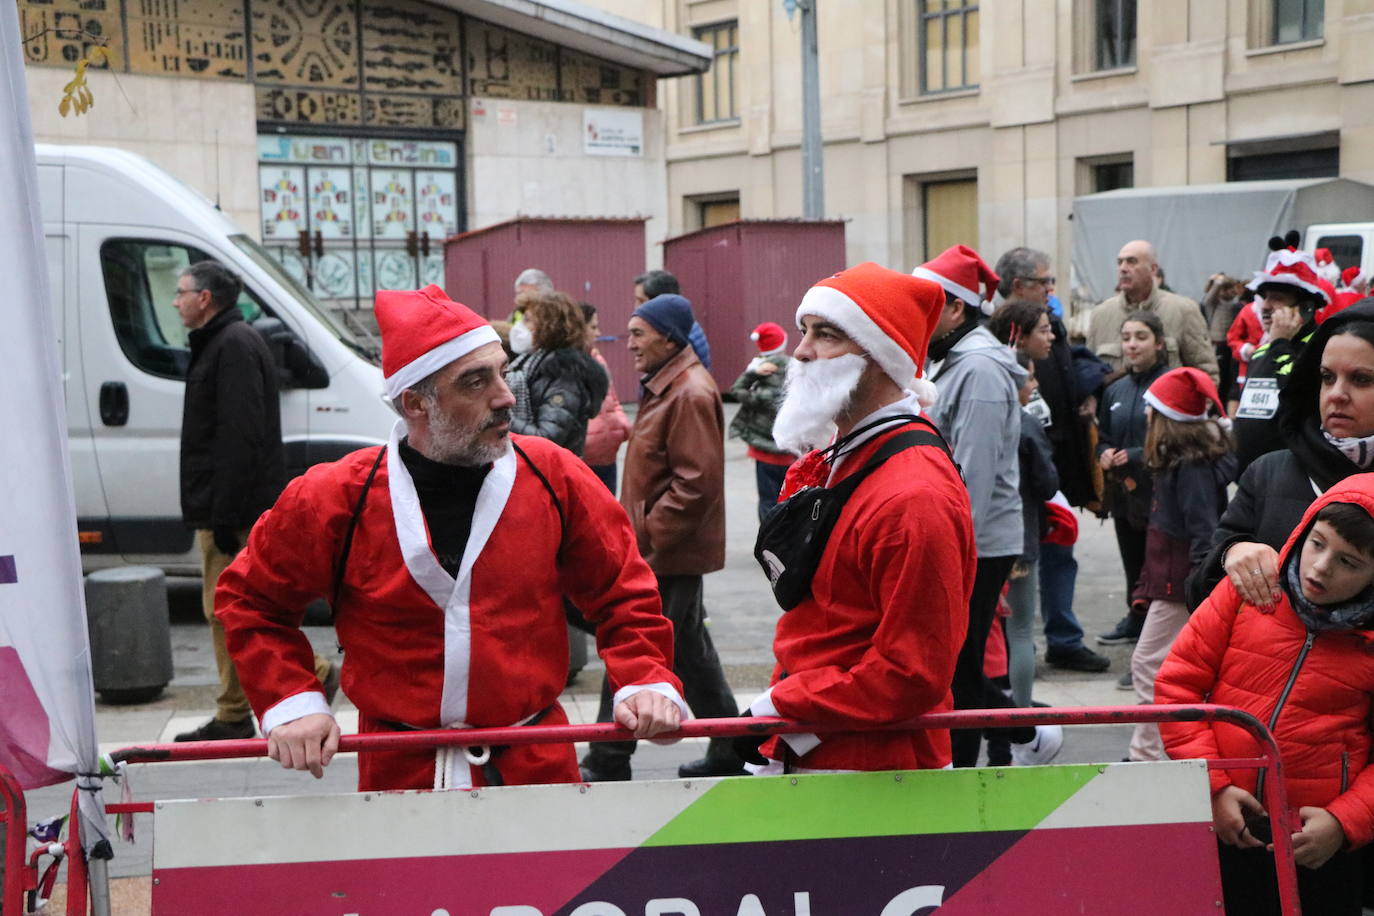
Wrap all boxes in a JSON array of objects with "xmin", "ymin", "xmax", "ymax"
[
  {"xmin": 1342, "ymin": 265, "xmax": 1364, "ymax": 288},
  {"xmin": 1144, "ymin": 367, "xmax": 1227, "ymax": 425},
  {"xmin": 750, "ymin": 322, "xmax": 787, "ymax": 353},
  {"xmin": 1315, "ymin": 247, "xmax": 1335, "ymax": 266},
  {"xmin": 375, "ymin": 284, "xmax": 501, "ymax": 400},
  {"xmin": 795, "ymin": 262, "xmax": 946, "ymax": 404},
  {"xmin": 912, "ymin": 245, "xmax": 1000, "ymax": 315},
  {"xmin": 1043, "ymin": 497, "xmax": 1078, "ymax": 547},
  {"xmin": 1249, "ymin": 249, "xmax": 1332, "ymax": 305}
]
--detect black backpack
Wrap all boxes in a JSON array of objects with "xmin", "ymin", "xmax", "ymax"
[{"xmin": 753, "ymin": 416, "xmax": 955, "ymax": 611}]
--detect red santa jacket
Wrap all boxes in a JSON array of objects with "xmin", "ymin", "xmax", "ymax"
[
  {"xmin": 1226, "ymin": 303, "xmax": 1266, "ymax": 374},
  {"xmin": 216, "ymin": 426, "xmax": 683, "ymax": 791},
  {"xmin": 755, "ymin": 417, "xmax": 975, "ymax": 771},
  {"xmin": 1156, "ymin": 476, "xmax": 1374, "ymax": 848}
]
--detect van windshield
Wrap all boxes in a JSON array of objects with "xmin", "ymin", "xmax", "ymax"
[{"xmin": 230, "ymin": 234, "xmax": 380, "ymax": 364}]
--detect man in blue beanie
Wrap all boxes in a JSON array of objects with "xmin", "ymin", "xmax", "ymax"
[{"xmin": 580, "ymin": 293, "xmax": 745, "ymax": 781}]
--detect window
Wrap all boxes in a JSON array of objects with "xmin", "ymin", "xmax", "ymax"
[
  {"xmin": 1095, "ymin": 0, "xmax": 1136, "ymax": 69},
  {"xmin": 1093, "ymin": 161, "xmax": 1134, "ymax": 192},
  {"xmin": 699, "ymin": 197, "xmax": 740, "ymax": 228},
  {"xmin": 693, "ymin": 21, "xmax": 738, "ymax": 124},
  {"xmin": 1313, "ymin": 235, "xmax": 1362, "ymax": 273},
  {"xmin": 100, "ymin": 239, "xmax": 272, "ymax": 379},
  {"xmin": 922, "ymin": 179, "xmax": 978, "ymax": 261},
  {"xmin": 918, "ymin": 0, "xmax": 979, "ymax": 95},
  {"xmin": 1272, "ymin": 0, "xmax": 1323, "ymax": 44},
  {"xmin": 1227, "ymin": 147, "xmax": 1338, "ymax": 181},
  {"xmin": 1249, "ymin": 0, "xmax": 1324, "ymax": 47}
]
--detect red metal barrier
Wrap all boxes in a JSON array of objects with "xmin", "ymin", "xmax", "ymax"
[
  {"xmin": 12, "ymin": 705, "xmax": 1301, "ymax": 915},
  {"xmin": 1, "ymin": 766, "xmax": 29, "ymax": 915}
]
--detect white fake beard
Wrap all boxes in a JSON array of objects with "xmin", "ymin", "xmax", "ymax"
[{"xmin": 771, "ymin": 353, "xmax": 868, "ymax": 455}]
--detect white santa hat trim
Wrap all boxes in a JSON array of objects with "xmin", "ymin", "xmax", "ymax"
[
  {"xmin": 795, "ymin": 285, "xmax": 917, "ymax": 388},
  {"xmin": 1142, "ymin": 389, "xmax": 1210, "ymax": 423},
  {"xmin": 911, "ymin": 266, "xmax": 981, "ymax": 310},
  {"xmin": 382, "ymin": 324, "xmax": 501, "ymax": 401}
]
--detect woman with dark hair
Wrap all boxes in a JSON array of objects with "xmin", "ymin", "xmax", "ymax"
[
  {"xmin": 1188, "ymin": 298, "xmax": 1374, "ymax": 610},
  {"xmin": 579, "ymin": 302, "xmax": 630, "ymax": 492},
  {"xmin": 506, "ymin": 290, "xmax": 609, "ymax": 456},
  {"xmin": 1096, "ymin": 310, "xmax": 1170, "ymax": 646}
]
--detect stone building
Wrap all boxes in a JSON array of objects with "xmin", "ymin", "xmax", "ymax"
[
  {"xmin": 583, "ymin": 0, "xmax": 1374, "ymax": 310},
  {"xmin": 19, "ymin": 0, "xmax": 708, "ymax": 316}
]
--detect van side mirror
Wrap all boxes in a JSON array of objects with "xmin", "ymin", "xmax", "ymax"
[{"xmin": 252, "ymin": 317, "xmax": 330, "ymax": 390}]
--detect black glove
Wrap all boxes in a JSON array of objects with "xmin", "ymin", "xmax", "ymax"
[
  {"xmin": 732, "ymin": 708, "xmax": 770, "ymax": 767},
  {"xmin": 212, "ymin": 525, "xmax": 240, "ymax": 556}
]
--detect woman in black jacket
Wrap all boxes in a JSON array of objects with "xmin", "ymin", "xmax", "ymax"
[
  {"xmin": 507, "ymin": 291, "xmax": 609, "ymax": 456},
  {"xmin": 1187, "ymin": 298, "xmax": 1374, "ymax": 610},
  {"xmin": 1096, "ymin": 310, "xmax": 1170, "ymax": 644}
]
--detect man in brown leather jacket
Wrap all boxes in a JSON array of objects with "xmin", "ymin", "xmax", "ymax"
[{"xmin": 579, "ymin": 293, "xmax": 745, "ymax": 782}]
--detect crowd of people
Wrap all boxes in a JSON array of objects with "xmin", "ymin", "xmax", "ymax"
[{"xmin": 173, "ymin": 230, "xmax": 1374, "ymax": 914}]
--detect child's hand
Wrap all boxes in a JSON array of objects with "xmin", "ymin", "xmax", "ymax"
[
  {"xmin": 1290, "ymin": 807, "xmax": 1345, "ymax": 869},
  {"xmin": 1212, "ymin": 785, "xmax": 1268, "ymax": 848}
]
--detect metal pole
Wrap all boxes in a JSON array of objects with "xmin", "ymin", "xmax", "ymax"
[{"xmin": 799, "ymin": 0, "xmax": 824, "ymax": 219}]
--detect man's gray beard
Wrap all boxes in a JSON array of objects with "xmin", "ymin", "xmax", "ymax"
[
  {"xmin": 771, "ymin": 353, "xmax": 868, "ymax": 455},
  {"xmin": 421, "ymin": 401, "xmax": 512, "ymax": 466}
]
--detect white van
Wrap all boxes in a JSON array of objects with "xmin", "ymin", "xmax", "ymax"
[
  {"xmin": 38, "ymin": 144, "xmax": 395, "ymax": 575},
  {"xmin": 1306, "ymin": 222, "xmax": 1374, "ymax": 278}
]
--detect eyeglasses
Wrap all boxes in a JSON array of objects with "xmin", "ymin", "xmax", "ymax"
[
  {"xmin": 1016, "ymin": 275, "xmax": 1055, "ymax": 287},
  {"xmin": 174, "ymin": 287, "xmax": 203, "ymax": 298}
]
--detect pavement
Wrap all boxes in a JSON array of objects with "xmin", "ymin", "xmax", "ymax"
[{"xmin": 20, "ymin": 403, "xmax": 1145, "ymax": 890}]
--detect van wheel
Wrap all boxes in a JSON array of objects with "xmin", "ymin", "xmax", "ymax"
[{"xmin": 99, "ymin": 685, "xmax": 165, "ymax": 705}]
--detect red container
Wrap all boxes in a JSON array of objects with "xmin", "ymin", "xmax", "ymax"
[
  {"xmin": 443, "ymin": 217, "xmax": 647, "ymax": 402},
  {"xmin": 663, "ymin": 220, "xmax": 847, "ymax": 391}
]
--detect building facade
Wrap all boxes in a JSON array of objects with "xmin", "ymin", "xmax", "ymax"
[
  {"xmin": 20, "ymin": 0, "xmax": 707, "ymax": 318},
  {"xmin": 584, "ymin": 0, "xmax": 1374, "ymax": 312}
]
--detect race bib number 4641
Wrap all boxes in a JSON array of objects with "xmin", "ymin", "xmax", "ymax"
[{"xmin": 1236, "ymin": 377, "xmax": 1279, "ymax": 420}]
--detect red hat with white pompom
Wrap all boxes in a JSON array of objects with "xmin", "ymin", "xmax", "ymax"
[
  {"xmin": 750, "ymin": 322, "xmax": 787, "ymax": 353},
  {"xmin": 795, "ymin": 262, "xmax": 946, "ymax": 406},
  {"xmin": 375, "ymin": 284, "xmax": 500, "ymax": 400},
  {"xmin": 1144, "ymin": 367, "xmax": 1228, "ymax": 426},
  {"xmin": 912, "ymin": 244, "xmax": 1001, "ymax": 316}
]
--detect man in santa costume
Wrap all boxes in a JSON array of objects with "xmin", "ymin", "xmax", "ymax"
[
  {"xmin": 215, "ymin": 284, "xmax": 687, "ymax": 791},
  {"xmin": 736, "ymin": 262, "xmax": 976, "ymax": 772}
]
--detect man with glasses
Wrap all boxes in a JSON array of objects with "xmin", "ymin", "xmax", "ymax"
[
  {"xmin": 172, "ymin": 260, "xmax": 337, "ymax": 742},
  {"xmin": 994, "ymin": 248, "xmax": 1111, "ymax": 675}
]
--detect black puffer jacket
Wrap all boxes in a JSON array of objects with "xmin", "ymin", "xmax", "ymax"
[
  {"xmin": 1034, "ymin": 315, "xmax": 1098, "ymax": 508},
  {"xmin": 508, "ymin": 347, "xmax": 609, "ymax": 456},
  {"xmin": 180, "ymin": 307, "xmax": 285, "ymax": 530},
  {"xmin": 1185, "ymin": 299, "xmax": 1374, "ymax": 608}
]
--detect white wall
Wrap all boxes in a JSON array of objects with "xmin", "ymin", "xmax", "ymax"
[
  {"xmin": 27, "ymin": 68, "xmax": 262, "ymax": 238},
  {"xmin": 466, "ymin": 98, "xmax": 669, "ymax": 267}
]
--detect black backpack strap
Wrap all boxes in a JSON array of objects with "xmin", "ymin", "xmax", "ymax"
[
  {"xmin": 330, "ymin": 446, "xmax": 386, "ymax": 617},
  {"xmin": 511, "ymin": 441, "xmax": 567, "ymax": 552},
  {"xmin": 828, "ymin": 417, "xmax": 955, "ymax": 496}
]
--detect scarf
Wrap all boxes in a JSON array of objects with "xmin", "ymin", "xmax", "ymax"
[
  {"xmin": 1321, "ymin": 428, "xmax": 1374, "ymax": 469},
  {"xmin": 1283, "ymin": 550, "xmax": 1374, "ymax": 633},
  {"xmin": 925, "ymin": 313, "xmax": 980, "ymax": 366}
]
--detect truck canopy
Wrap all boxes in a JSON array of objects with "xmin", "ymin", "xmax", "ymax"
[{"xmin": 1071, "ymin": 178, "xmax": 1374, "ymax": 307}]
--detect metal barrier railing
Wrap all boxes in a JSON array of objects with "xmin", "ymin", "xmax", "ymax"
[{"xmin": 3, "ymin": 704, "xmax": 1301, "ymax": 915}]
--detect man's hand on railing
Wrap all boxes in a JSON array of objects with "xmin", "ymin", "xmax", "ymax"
[
  {"xmin": 267, "ymin": 713, "xmax": 341, "ymax": 779},
  {"xmin": 613, "ymin": 690, "xmax": 681, "ymax": 739}
]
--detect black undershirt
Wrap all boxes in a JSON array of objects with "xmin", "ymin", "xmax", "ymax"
[{"xmin": 398, "ymin": 439, "xmax": 491, "ymax": 577}]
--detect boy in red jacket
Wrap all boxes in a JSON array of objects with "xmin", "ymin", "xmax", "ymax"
[{"xmin": 1157, "ymin": 474, "xmax": 1374, "ymax": 915}]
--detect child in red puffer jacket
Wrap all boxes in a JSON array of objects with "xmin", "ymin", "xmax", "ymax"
[{"xmin": 1157, "ymin": 474, "xmax": 1374, "ymax": 915}]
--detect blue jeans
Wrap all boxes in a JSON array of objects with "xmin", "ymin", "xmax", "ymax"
[
  {"xmin": 1038, "ymin": 541, "xmax": 1086, "ymax": 652},
  {"xmin": 755, "ymin": 460, "xmax": 790, "ymax": 522}
]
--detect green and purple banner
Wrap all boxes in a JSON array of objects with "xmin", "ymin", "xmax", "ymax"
[{"xmin": 152, "ymin": 761, "xmax": 1223, "ymax": 914}]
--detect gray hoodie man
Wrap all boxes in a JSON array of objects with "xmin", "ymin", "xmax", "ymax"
[{"xmin": 927, "ymin": 323, "xmax": 1027, "ymax": 559}]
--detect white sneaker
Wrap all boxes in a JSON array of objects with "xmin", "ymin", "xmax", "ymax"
[{"xmin": 1011, "ymin": 725, "xmax": 1064, "ymax": 766}]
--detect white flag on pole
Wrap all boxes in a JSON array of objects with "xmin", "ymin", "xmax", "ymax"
[{"xmin": 0, "ymin": 2, "xmax": 111, "ymax": 857}]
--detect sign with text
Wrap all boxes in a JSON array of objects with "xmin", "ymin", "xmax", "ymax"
[
  {"xmin": 584, "ymin": 108, "xmax": 644, "ymax": 157},
  {"xmin": 150, "ymin": 762, "xmax": 1223, "ymax": 914}
]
